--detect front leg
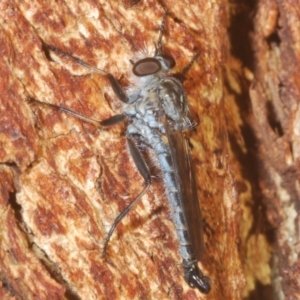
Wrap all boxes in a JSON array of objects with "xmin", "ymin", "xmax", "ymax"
[
  {"xmin": 26, "ymin": 97, "xmax": 126, "ymax": 127},
  {"xmin": 44, "ymin": 43, "xmax": 130, "ymax": 104}
]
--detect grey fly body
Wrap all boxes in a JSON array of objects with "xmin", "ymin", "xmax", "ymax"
[{"xmin": 28, "ymin": 11, "xmax": 211, "ymax": 294}]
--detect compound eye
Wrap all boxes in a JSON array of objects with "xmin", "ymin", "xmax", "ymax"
[
  {"xmin": 161, "ymin": 54, "xmax": 176, "ymax": 68},
  {"xmin": 132, "ymin": 58, "xmax": 161, "ymax": 76}
]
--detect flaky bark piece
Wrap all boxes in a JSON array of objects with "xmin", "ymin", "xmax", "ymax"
[{"xmin": 0, "ymin": 166, "xmax": 65, "ymax": 299}]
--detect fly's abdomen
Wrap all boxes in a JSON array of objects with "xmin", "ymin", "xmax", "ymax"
[
  {"xmin": 155, "ymin": 143, "xmax": 196, "ymax": 265},
  {"xmin": 154, "ymin": 136, "xmax": 211, "ymax": 293}
]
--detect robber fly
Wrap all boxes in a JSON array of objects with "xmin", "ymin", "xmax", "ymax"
[{"xmin": 28, "ymin": 11, "xmax": 211, "ymax": 293}]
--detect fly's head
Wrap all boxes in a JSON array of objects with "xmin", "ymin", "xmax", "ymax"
[
  {"xmin": 132, "ymin": 54, "xmax": 175, "ymax": 77},
  {"xmin": 155, "ymin": 54, "xmax": 175, "ymax": 71},
  {"xmin": 132, "ymin": 55, "xmax": 189, "ymax": 130}
]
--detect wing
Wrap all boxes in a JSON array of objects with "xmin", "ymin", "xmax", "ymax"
[{"xmin": 164, "ymin": 118, "xmax": 205, "ymax": 260}]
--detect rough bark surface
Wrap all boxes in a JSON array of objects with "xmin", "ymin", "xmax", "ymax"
[
  {"xmin": 227, "ymin": 0, "xmax": 300, "ymax": 299},
  {"xmin": 249, "ymin": 1, "xmax": 300, "ymax": 299},
  {"xmin": 2, "ymin": 0, "xmax": 298, "ymax": 299}
]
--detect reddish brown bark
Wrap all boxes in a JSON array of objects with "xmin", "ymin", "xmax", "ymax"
[{"xmin": 3, "ymin": 0, "xmax": 299, "ymax": 299}]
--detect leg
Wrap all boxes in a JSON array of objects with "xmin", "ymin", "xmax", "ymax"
[
  {"xmin": 42, "ymin": 42, "xmax": 130, "ymax": 103},
  {"xmin": 102, "ymin": 137, "xmax": 152, "ymax": 256},
  {"xmin": 180, "ymin": 51, "xmax": 200, "ymax": 82},
  {"xmin": 155, "ymin": 9, "xmax": 168, "ymax": 56},
  {"xmin": 152, "ymin": 10, "xmax": 200, "ymax": 82},
  {"xmin": 27, "ymin": 97, "xmax": 126, "ymax": 127}
]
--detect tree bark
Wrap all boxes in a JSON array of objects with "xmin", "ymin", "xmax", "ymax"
[{"xmin": 1, "ymin": 0, "xmax": 298, "ymax": 299}]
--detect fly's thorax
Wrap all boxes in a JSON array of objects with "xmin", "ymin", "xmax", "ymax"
[
  {"xmin": 123, "ymin": 87, "xmax": 161, "ymax": 120},
  {"xmin": 157, "ymin": 77, "xmax": 190, "ymax": 129},
  {"xmin": 126, "ymin": 71, "xmax": 161, "ymax": 105}
]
